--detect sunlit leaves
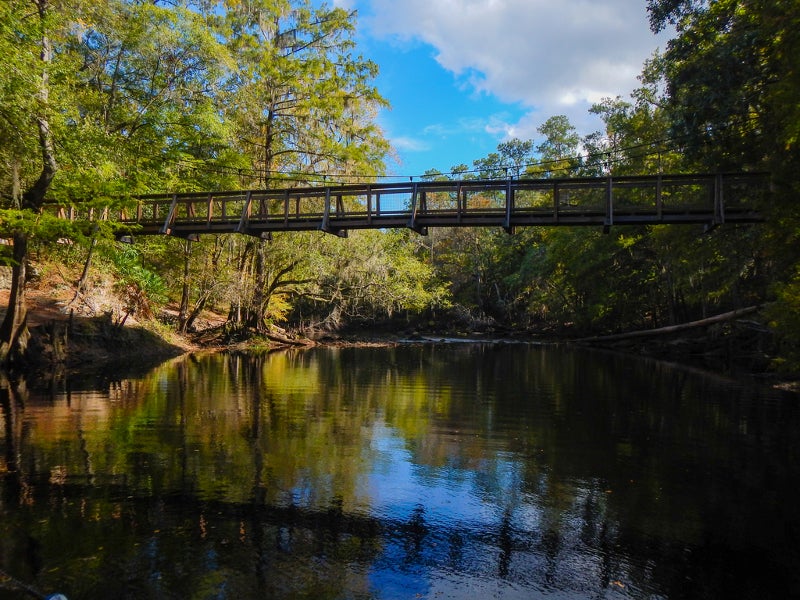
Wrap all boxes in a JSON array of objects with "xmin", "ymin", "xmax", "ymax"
[{"xmin": 217, "ymin": 0, "xmax": 388, "ymax": 185}]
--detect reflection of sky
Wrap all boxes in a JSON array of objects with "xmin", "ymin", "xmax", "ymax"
[
  {"xmin": 363, "ymin": 421, "xmax": 552, "ymax": 598},
  {"xmin": 365, "ymin": 422, "xmax": 511, "ymax": 523},
  {"xmin": 359, "ymin": 421, "xmax": 643, "ymax": 599}
]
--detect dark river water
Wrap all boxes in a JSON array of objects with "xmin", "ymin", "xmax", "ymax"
[{"xmin": 1, "ymin": 344, "xmax": 799, "ymax": 599}]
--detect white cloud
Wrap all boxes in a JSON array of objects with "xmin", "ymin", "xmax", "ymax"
[
  {"xmin": 423, "ymin": 116, "xmax": 493, "ymax": 137},
  {"xmin": 364, "ymin": 0, "xmax": 672, "ymax": 137},
  {"xmin": 391, "ymin": 135, "xmax": 431, "ymax": 152}
]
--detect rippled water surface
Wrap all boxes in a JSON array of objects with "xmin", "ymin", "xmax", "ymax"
[{"xmin": 1, "ymin": 344, "xmax": 799, "ymax": 599}]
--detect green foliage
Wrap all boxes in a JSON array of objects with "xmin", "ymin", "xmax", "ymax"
[
  {"xmin": 218, "ymin": 0, "xmax": 389, "ymax": 185},
  {"xmin": 297, "ymin": 229, "xmax": 450, "ymax": 324},
  {"xmin": 647, "ymin": 0, "xmax": 800, "ymax": 171},
  {"xmin": 645, "ymin": 0, "xmax": 800, "ymax": 365},
  {"xmin": 110, "ymin": 244, "xmax": 168, "ymax": 318},
  {"xmin": 0, "ymin": 0, "xmax": 795, "ymax": 373},
  {"xmin": 532, "ymin": 115, "xmax": 582, "ymax": 176}
]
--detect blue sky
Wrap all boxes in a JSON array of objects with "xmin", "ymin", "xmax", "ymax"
[{"xmin": 332, "ymin": 0, "xmax": 674, "ymax": 180}]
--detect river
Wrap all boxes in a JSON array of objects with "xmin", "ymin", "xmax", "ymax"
[{"xmin": 1, "ymin": 344, "xmax": 798, "ymax": 599}]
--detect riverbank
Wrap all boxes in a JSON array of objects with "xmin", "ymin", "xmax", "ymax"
[{"xmin": 2, "ymin": 286, "xmax": 797, "ymax": 393}]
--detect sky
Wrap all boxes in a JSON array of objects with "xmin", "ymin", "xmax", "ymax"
[{"xmin": 331, "ymin": 0, "xmax": 675, "ymax": 180}]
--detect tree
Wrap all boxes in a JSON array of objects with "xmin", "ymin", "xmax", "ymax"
[
  {"xmin": 0, "ymin": 0, "xmax": 64, "ymax": 363},
  {"xmin": 308, "ymin": 229, "xmax": 450, "ymax": 325},
  {"xmin": 647, "ymin": 0, "xmax": 800, "ymax": 171},
  {"xmin": 218, "ymin": 0, "xmax": 389, "ymax": 331},
  {"xmin": 648, "ymin": 0, "xmax": 800, "ymax": 365},
  {"xmin": 0, "ymin": 0, "xmax": 234, "ymax": 362},
  {"xmin": 534, "ymin": 115, "xmax": 581, "ymax": 176},
  {"xmin": 497, "ymin": 139, "xmax": 534, "ymax": 178}
]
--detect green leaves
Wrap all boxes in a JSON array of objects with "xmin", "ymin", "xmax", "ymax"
[
  {"xmin": 218, "ymin": 0, "xmax": 389, "ymax": 186},
  {"xmin": 111, "ymin": 244, "xmax": 168, "ymax": 318}
]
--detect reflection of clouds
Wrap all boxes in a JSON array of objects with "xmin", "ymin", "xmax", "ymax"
[
  {"xmin": 366, "ymin": 420, "xmax": 530, "ymax": 527},
  {"xmin": 11, "ymin": 346, "xmax": 798, "ymax": 598},
  {"xmin": 348, "ymin": 355, "xmax": 649, "ymax": 596}
]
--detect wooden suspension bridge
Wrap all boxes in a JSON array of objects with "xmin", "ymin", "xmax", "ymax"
[{"xmin": 45, "ymin": 172, "xmax": 769, "ymax": 240}]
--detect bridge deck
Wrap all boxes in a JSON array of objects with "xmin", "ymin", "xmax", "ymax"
[{"xmin": 46, "ymin": 172, "xmax": 768, "ymax": 239}]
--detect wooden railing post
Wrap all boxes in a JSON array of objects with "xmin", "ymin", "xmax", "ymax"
[
  {"xmin": 656, "ymin": 173, "xmax": 663, "ymax": 219},
  {"xmin": 366, "ymin": 186, "xmax": 372, "ymax": 225},
  {"xmin": 322, "ymin": 187, "xmax": 331, "ymax": 230},
  {"xmin": 503, "ymin": 178, "xmax": 514, "ymax": 233},
  {"xmin": 407, "ymin": 182, "xmax": 421, "ymax": 233},
  {"xmin": 553, "ymin": 182, "xmax": 560, "ymax": 222},
  {"xmin": 457, "ymin": 182, "xmax": 464, "ymax": 223}
]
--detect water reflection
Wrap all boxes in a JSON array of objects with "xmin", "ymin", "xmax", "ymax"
[{"xmin": 1, "ymin": 345, "xmax": 799, "ymax": 599}]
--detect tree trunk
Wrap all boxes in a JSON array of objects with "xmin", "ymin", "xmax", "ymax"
[
  {"xmin": 69, "ymin": 235, "xmax": 98, "ymax": 305},
  {"xmin": 0, "ymin": 234, "xmax": 31, "ymax": 365},
  {"xmin": 226, "ymin": 240, "xmax": 254, "ymax": 329},
  {"xmin": 0, "ymin": 0, "xmax": 57, "ymax": 366},
  {"xmin": 184, "ymin": 292, "xmax": 210, "ymax": 333},
  {"xmin": 247, "ymin": 239, "xmax": 269, "ymax": 332},
  {"xmin": 178, "ymin": 240, "xmax": 192, "ymax": 332},
  {"xmin": 11, "ymin": 159, "xmax": 21, "ymax": 208},
  {"xmin": 576, "ymin": 305, "xmax": 761, "ymax": 344}
]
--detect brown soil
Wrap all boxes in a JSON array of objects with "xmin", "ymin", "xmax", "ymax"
[{"xmin": 0, "ymin": 282, "xmax": 211, "ymax": 381}]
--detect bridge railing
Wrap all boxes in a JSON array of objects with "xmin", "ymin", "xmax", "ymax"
[{"xmin": 38, "ymin": 172, "xmax": 768, "ymax": 236}]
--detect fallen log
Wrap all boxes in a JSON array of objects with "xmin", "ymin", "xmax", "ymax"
[
  {"xmin": 265, "ymin": 330, "xmax": 316, "ymax": 347},
  {"xmin": 575, "ymin": 305, "xmax": 762, "ymax": 344}
]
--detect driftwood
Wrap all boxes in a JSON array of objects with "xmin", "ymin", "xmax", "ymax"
[
  {"xmin": 576, "ymin": 305, "xmax": 762, "ymax": 345},
  {"xmin": 265, "ymin": 330, "xmax": 316, "ymax": 347}
]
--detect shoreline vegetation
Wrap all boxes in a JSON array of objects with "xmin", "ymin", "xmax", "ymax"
[{"xmin": 5, "ymin": 278, "xmax": 795, "ymax": 395}]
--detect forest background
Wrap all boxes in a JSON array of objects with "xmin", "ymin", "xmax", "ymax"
[{"xmin": 1, "ymin": 0, "xmax": 799, "ymax": 372}]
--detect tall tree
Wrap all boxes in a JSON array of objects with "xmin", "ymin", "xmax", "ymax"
[
  {"xmin": 0, "ymin": 0, "xmax": 65, "ymax": 363},
  {"xmin": 647, "ymin": 0, "xmax": 799, "ymax": 171},
  {"xmin": 0, "ymin": 0, "xmax": 234, "ymax": 361},
  {"xmin": 535, "ymin": 115, "xmax": 581, "ymax": 176},
  {"xmin": 221, "ymin": 0, "xmax": 388, "ymax": 186},
  {"xmin": 218, "ymin": 0, "xmax": 389, "ymax": 331},
  {"xmin": 648, "ymin": 0, "xmax": 800, "ymax": 363}
]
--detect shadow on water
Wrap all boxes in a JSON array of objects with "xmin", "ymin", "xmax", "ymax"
[{"xmin": 1, "ymin": 344, "xmax": 799, "ymax": 599}]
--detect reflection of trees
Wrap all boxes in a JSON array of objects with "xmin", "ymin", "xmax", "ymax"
[{"xmin": 1, "ymin": 347, "xmax": 799, "ymax": 598}]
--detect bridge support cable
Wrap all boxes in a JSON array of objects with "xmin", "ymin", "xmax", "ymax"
[
  {"xmin": 319, "ymin": 187, "xmax": 347, "ymax": 237},
  {"xmin": 235, "ymin": 190, "xmax": 254, "ymax": 236},
  {"xmin": 704, "ymin": 174, "xmax": 726, "ymax": 234}
]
